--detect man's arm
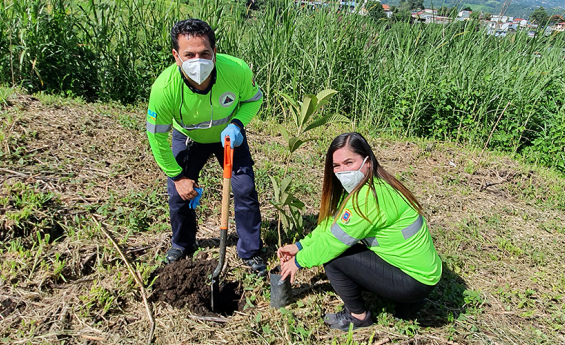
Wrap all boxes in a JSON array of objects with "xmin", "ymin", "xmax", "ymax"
[
  {"xmin": 146, "ymin": 85, "xmax": 183, "ymax": 179},
  {"xmin": 232, "ymin": 61, "xmax": 263, "ymax": 126}
]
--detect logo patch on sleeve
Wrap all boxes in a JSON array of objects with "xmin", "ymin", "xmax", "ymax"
[
  {"xmin": 341, "ymin": 209, "xmax": 352, "ymax": 224},
  {"xmin": 147, "ymin": 109, "xmax": 157, "ymax": 121},
  {"xmin": 252, "ymin": 78, "xmax": 256, "ymax": 87}
]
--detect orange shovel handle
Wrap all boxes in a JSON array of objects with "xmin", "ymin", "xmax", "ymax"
[
  {"xmin": 223, "ymin": 137, "xmax": 233, "ymax": 178},
  {"xmin": 220, "ymin": 137, "xmax": 234, "ymax": 230}
]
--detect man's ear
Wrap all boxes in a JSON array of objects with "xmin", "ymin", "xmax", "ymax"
[{"xmin": 172, "ymin": 49, "xmax": 181, "ymax": 66}]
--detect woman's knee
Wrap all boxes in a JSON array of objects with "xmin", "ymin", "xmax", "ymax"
[{"xmin": 323, "ymin": 259, "xmax": 344, "ymax": 280}]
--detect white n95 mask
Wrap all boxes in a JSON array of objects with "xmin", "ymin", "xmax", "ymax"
[
  {"xmin": 177, "ymin": 52, "xmax": 214, "ymax": 85},
  {"xmin": 335, "ymin": 156, "xmax": 369, "ymax": 193}
]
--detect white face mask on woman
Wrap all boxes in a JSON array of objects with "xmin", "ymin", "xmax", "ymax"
[
  {"xmin": 176, "ymin": 52, "xmax": 214, "ymax": 85},
  {"xmin": 335, "ymin": 156, "xmax": 369, "ymax": 193}
]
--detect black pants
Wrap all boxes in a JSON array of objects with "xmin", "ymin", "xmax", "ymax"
[{"xmin": 323, "ymin": 244, "xmax": 435, "ymax": 314}]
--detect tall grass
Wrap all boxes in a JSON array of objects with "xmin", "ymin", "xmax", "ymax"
[
  {"xmin": 229, "ymin": 9, "xmax": 564, "ymax": 169},
  {"xmin": 1, "ymin": 0, "xmax": 564, "ymax": 171}
]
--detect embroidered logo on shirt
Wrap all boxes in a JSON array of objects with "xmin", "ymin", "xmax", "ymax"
[
  {"xmin": 147, "ymin": 109, "xmax": 157, "ymax": 121},
  {"xmin": 341, "ymin": 209, "xmax": 352, "ymax": 224},
  {"xmin": 219, "ymin": 92, "xmax": 236, "ymax": 108}
]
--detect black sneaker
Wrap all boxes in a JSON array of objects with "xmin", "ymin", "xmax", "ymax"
[
  {"xmin": 324, "ymin": 307, "xmax": 373, "ymax": 331},
  {"xmin": 242, "ymin": 256, "xmax": 267, "ymax": 277},
  {"xmin": 165, "ymin": 247, "xmax": 187, "ymax": 264},
  {"xmin": 324, "ymin": 307, "xmax": 351, "ymax": 325}
]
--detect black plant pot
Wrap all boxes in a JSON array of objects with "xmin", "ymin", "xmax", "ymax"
[{"xmin": 269, "ymin": 265, "xmax": 293, "ymax": 308}]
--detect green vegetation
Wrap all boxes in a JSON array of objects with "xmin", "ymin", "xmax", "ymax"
[
  {"xmin": 0, "ymin": 5, "xmax": 564, "ymax": 343},
  {"xmin": 1, "ymin": 92, "xmax": 565, "ymax": 343},
  {"xmin": 1, "ymin": 0, "xmax": 564, "ymax": 174},
  {"xmin": 386, "ymin": 0, "xmax": 564, "ymax": 19},
  {"xmin": 271, "ymin": 89, "xmax": 348, "ymax": 245},
  {"xmin": 530, "ymin": 6, "xmax": 550, "ymax": 26},
  {"xmin": 366, "ymin": 0, "xmax": 387, "ymax": 21}
]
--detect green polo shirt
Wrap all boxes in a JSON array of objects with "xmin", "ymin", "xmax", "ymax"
[{"xmin": 146, "ymin": 54, "xmax": 263, "ymax": 178}]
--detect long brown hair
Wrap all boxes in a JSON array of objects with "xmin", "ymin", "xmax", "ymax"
[{"xmin": 318, "ymin": 133, "xmax": 423, "ymax": 224}]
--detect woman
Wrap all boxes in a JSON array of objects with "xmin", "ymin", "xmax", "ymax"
[{"xmin": 278, "ymin": 132, "xmax": 442, "ymax": 331}]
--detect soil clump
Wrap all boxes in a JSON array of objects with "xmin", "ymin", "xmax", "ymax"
[{"xmin": 150, "ymin": 256, "xmax": 242, "ymax": 316}]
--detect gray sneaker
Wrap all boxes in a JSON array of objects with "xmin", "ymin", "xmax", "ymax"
[
  {"xmin": 242, "ymin": 256, "xmax": 267, "ymax": 277},
  {"xmin": 324, "ymin": 307, "xmax": 373, "ymax": 331},
  {"xmin": 165, "ymin": 247, "xmax": 187, "ymax": 264}
]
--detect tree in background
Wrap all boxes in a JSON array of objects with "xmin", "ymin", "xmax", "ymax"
[
  {"xmin": 391, "ymin": 4, "xmax": 413, "ymax": 23},
  {"xmin": 470, "ymin": 11, "xmax": 480, "ymax": 20},
  {"xmin": 484, "ymin": 12, "xmax": 492, "ymax": 21},
  {"xmin": 366, "ymin": 0, "xmax": 387, "ymax": 21},
  {"xmin": 438, "ymin": 6, "xmax": 449, "ymax": 16},
  {"xmin": 462, "ymin": 6, "xmax": 472, "ymax": 11},
  {"xmin": 549, "ymin": 15, "xmax": 564, "ymax": 24},
  {"xmin": 408, "ymin": 0, "xmax": 424, "ymax": 10},
  {"xmin": 394, "ymin": 10, "xmax": 413, "ymax": 22},
  {"xmin": 399, "ymin": 0, "xmax": 423, "ymax": 11},
  {"xmin": 530, "ymin": 7, "xmax": 549, "ymax": 26}
]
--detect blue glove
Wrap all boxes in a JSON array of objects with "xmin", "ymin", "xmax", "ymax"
[
  {"xmin": 220, "ymin": 123, "xmax": 243, "ymax": 148},
  {"xmin": 189, "ymin": 188, "xmax": 203, "ymax": 209}
]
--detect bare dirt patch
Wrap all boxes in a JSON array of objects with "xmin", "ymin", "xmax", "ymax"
[
  {"xmin": 150, "ymin": 256, "xmax": 242, "ymax": 316},
  {"xmin": 0, "ymin": 298, "xmax": 19, "ymax": 318}
]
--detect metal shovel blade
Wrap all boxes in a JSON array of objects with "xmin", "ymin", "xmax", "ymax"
[{"xmin": 211, "ymin": 228, "xmax": 227, "ymax": 311}]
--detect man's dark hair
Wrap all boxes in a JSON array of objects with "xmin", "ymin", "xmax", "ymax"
[{"xmin": 171, "ymin": 19, "xmax": 216, "ymax": 51}]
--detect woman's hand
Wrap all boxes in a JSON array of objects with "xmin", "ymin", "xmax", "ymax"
[
  {"xmin": 280, "ymin": 258, "xmax": 299, "ymax": 284},
  {"xmin": 277, "ymin": 244, "xmax": 299, "ymax": 265}
]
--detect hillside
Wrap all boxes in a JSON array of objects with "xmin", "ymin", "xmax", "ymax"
[
  {"xmin": 1, "ymin": 90, "xmax": 565, "ymax": 344},
  {"xmin": 384, "ymin": 0, "xmax": 565, "ymax": 18}
]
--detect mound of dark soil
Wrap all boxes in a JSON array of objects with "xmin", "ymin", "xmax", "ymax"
[
  {"xmin": 0, "ymin": 298, "xmax": 19, "ymax": 317},
  {"xmin": 150, "ymin": 257, "xmax": 242, "ymax": 316}
]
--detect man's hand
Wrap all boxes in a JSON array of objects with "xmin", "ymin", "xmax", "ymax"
[
  {"xmin": 277, "ymin": 244, "xmax": 299, "ymax": 266},
  {"xmin": 281, "ymin": 258, "xmax": 299, "ymax": 284},
  {"xmin": 174, "ymin": 177, "xmax": 199, "ymax": 201},
  {"xmin": 221, "ymin": 123, "xmax": 243, "ymax": 148}
]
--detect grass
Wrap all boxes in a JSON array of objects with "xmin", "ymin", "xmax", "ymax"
[
  {"xmin": 1, "ymin": 0, "xmax": 565, "ymax": 172},
  {"xmin": 0, "ymin": 89, "xmax": 565, "ymax": 344}
]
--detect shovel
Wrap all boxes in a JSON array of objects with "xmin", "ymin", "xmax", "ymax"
[{"xmin": 211, "ymin": 137, "xmax": 233, "ymax": 312}]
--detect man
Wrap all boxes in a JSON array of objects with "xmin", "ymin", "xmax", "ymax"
[{"xmin": 146, "ymin": 19, "xmax": 266, "ymax": 276}]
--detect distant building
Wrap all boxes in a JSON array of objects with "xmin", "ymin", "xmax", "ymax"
[
  {"xmin": 425, "ymin": 16, "xmax": 452, "ymax": 24},
  {"xmin": 491, "ymin": 15, "xmax": 513, "ymax": 23},
  {"xmin": 552, "ymin": 22, "xmax": 565, "ymax": 32},
  {"xmin": 382, "ymin": 4, "xmax": 393, "ymax": 18},
  {"xmin": 458, "ymin": 10, "xmax": 472, "ymax": 19},
  {"xmin": 294, "ymin": 0, "xmax": 364, "ymax": 13},
  {"xmin": 339, "ymin": 1, "xmax": 357, "ymax": 12},
  {"xmin": 514, "ymin": 18, "xmax": 527, "ymax": 27}
]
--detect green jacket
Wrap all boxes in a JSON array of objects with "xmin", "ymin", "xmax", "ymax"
[
  {"xmin": 296, "ymin": 180, "xmax": 442, "ymax": 286},
  {"xmin": 146, "ymin": 54, "xmax": 263, "ymax": 178}
]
